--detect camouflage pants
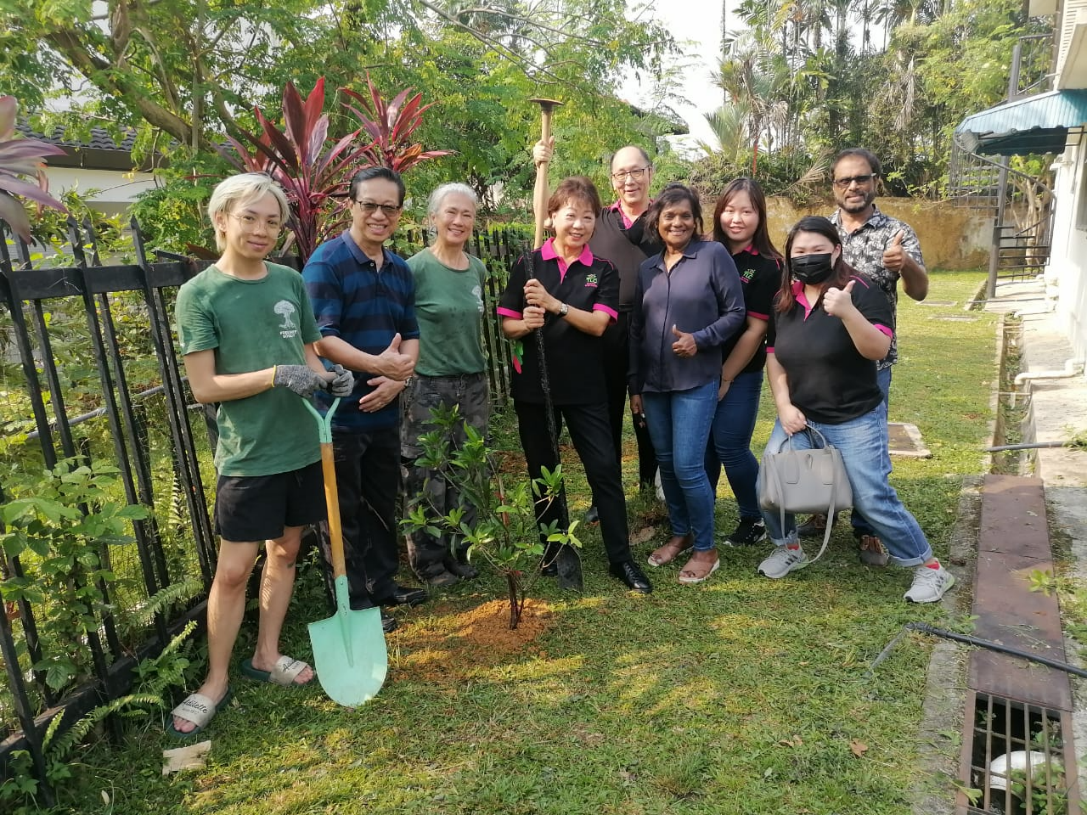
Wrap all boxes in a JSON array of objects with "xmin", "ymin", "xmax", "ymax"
[{"xmin": 401, "ymin": 372, "xmax": 490, "ymax": 578}]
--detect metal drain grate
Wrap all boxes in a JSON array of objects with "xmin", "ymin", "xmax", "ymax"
[{"xmin": 962, "ymin": 692, "xmax": 1076, "ymax": 814}]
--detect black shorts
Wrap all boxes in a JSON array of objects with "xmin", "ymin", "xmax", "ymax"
[{"xmin": 214, "ymin": 460, "xmax": 326, "ymax": 542}]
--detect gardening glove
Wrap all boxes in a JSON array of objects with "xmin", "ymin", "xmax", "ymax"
[
  {"xmin": 272, "ymin": 364, "xmax": 332, "ymax": 398},
  {"xmin": 328, "ymin": 364, "xmax": 354, "ymax": 397}
]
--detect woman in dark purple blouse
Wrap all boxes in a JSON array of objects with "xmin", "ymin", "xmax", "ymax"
[{"xmin": 628, "ymin": 184, "xmax": 745, "ymax": 584}]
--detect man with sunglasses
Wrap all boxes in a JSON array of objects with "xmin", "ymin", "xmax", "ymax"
[
  {"xmin": 532, "ymin": 141, "xmax": 661, "ymax": 518},
  {"xmin": 798, "ymin": 148, "xmax": 929, "ymax": 564},
  {"xmin": 303, "ymin": 166, "xmax": 423, "ymax": 631}
]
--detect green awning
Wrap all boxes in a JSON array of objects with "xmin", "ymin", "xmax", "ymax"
[{"xmin": 955, "ymin": 89, "xmax": 1087, "ymax": 156}]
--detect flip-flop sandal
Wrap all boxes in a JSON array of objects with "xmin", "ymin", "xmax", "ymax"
[
  {"xmin": 647, "ymin": 537, "xmax": 693, "ymax": 567},
  {"xmin": 241, "ymin": 655, "xmax": 314, "ymax": 686},
  {"xmin": 678, "ymin": 557, "xmax": 720, "ymax": 585},
  {"xmin": 167, "ymin": 686, "xmax": 232, "ymax": 739}
]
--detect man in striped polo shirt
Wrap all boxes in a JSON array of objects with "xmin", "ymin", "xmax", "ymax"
[{"xmin": 303, "ymin": 167, "xmax": 424, "ymax": 632}]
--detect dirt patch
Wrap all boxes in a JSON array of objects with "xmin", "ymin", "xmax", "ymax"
[{"xmin": 393, "ymin": 598, "xmax": 553, "ymax": 682}]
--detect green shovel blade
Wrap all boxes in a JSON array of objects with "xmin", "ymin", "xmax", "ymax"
[{"xmin": 308, "ymin": 576, "xmax": 388, "ymax": 707}]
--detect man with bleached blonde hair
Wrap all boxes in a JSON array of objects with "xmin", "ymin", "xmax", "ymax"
[{"xmin": 170, "ymin": 173, "xmax": 352, "ymax": 737}]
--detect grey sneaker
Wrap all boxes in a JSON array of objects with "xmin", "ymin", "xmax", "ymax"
[
  {"xmin": 904, "ymin": 563, "xmax": 955, "ymax": 603},
  {"xmin": 757, "ymin": 545, "xmax": 809, "ymax": 579}
]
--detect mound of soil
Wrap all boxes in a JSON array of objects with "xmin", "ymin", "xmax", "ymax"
[{"xmin": 393, "ymin": 598, "xmax": 553, "ymax": 682}]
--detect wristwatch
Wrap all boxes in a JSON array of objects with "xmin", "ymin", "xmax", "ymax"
[{"xmin": 558, "ymin": 303, "xmax": 569, "ymax": 317}]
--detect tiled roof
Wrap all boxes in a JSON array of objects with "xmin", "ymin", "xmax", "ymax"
[{"xmin": 15, "ymin": 122, "xmax": 138, "ymax": 153}]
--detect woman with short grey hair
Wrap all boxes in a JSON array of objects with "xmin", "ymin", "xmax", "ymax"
[{"xmin": 402, "ymin": 183, "xmax": 490, "ymax": 588}]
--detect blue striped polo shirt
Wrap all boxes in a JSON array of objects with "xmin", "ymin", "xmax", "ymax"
[{"xmin": 303, "ymin": 230, "xmax": 420, "ymax": 432}]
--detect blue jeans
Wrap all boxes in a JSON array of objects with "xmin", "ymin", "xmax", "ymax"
[
  {"xmin": 851, "ymin": 366, "xmax": 892, "ymax": 535},
  {"xmin": 643, "ymin": 380, "xmax": 719, "ymax": 551},
  {"xmin": 704, "ymin": 370, "xmax": 763, "ymax": 519},
  {"xmin": 758, "ymin": 405, "xmax": 933, "ymax": 566}
]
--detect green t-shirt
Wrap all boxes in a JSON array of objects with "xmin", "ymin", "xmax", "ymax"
[
  {"xmin": 406, "ymin": 249, "xmax": 487, "ymax": 377},
  {"xmin": 175, "ymin": 262, "xmax": 323, "ymax": 476}
]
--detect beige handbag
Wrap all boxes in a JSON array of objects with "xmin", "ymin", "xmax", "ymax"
[{"xmin": 759, "ymin": 426, "xmax": 853, "ymax": 563}]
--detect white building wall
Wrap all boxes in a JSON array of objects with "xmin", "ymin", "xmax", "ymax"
[
  {"xmin": 40, "ymin": 167, "xmax": 158, "ymax": 217},
  {"xmin": 1052, "ymin": 131, "xmax": 1087, "ymax": 361}
]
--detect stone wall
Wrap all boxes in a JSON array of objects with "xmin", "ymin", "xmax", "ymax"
[{"xmin": 714, "ymin": 196, "xmax": 994, "ymax": 271}]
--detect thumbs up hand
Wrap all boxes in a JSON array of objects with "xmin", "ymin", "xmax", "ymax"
[
  {"xmin": 671, "ymin": 324, "xmax": 697, "ymax": 358},
  {"xmin": 375, "ymin": 332, "xmax": 415, "ymax": 381},
  {"xmin": 882, "ymin": 229, "xmax": 907, "ymax": 272},
  {"xmin": 823, "ymin": 280, "xmax": 857, "ymax": 319}
]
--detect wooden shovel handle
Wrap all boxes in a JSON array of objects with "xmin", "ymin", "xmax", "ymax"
[
  {"xmin": 320, "ymin": 442, "xmax": 346, "ymax": 579},
  {"xmin": 532, "ymin": 108, "xmax": 554, "ymax": 250}
]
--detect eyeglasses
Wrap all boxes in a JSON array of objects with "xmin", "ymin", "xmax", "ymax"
[
  {"xmin": 832, "ymin": 173, "xmax": 877, "ymax": 189},
  {"xmin": 611, "ymin": 167, "xmax": 650, "ymax": 182},
  {"xmin": 356, "ymin": 200, "xmax": 402, "ymax": 216},
  {"xmin": 230, "ymin": 213, "xmax": 282, "ymax": 232}
]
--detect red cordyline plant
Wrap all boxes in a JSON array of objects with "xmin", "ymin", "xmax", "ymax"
[
  {"xmin": 221, "ymin": 75, "xmax": 452, "ymax": 265},
  {"xmin": 340, "ymin": 75, "xmax": 453, "ymax": 173},
  {"xmin": 0, "ymin": 95, "xmax": 68, "ymax": 243}
]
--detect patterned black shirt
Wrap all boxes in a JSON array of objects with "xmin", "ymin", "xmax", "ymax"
[{"xmin": 829, "ymin": 205, "xmax": 924, "ymax": 371}]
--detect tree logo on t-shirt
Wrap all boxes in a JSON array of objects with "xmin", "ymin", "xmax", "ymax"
[
  {"xmin": 584, "ymin": 273, "xmax": 598, "ymax": 288},
  {"xmin": 472, "ymin": 285, "xmax": 484, "ymax": 314},
  {"xmin": 273, "ymin": 300, "xmax": 298, "ymax": 337}
]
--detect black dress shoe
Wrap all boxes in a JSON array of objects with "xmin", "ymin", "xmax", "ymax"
[
  {"xmin": 584, "ymin": 505, "xmax": 600, "ymax": 525},
  {"xmin": 445, "ymin": 559, "xmax": 479, "ymax": 580},
  {"xmin": 377, "ymin": 584, "xmax": 427, "ymax": 607},
  {"xmin": 380, "ymin": 609, "xmax": 398, "ymax": 634},
  {"xmin": 609, "ymin": 560, "xmax": 652, "ymax": 594}
]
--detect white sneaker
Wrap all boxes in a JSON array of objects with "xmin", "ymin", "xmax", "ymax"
[
  {"xmin": 654, "ymin": 470, "xmax": 665, "ymax": 501},
  {"xmin": 757, "ymin": 545, "xmax": 809, "ymax": 579},
  {"xmin": 904, "ymin": 563, "xmax": 956, "ymax": 603}
]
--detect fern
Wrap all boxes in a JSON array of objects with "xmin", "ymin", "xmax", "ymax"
[
  {"xmin": 130, "ymin": 578, "xmax": 202, "ymax": 628},
  {"xmin": 44, "ymin": 694, "xmax": 162, "ymax": 765}
]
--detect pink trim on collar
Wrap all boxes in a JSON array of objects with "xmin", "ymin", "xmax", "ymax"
[
  {"xmin": 540, "ymin": 238, "xmax": 594, "ymax": 281},
  {"xmin": 739, "ymin": 244, "xmax": 760, "ymax": 256},
  {"xmin": 608, "ymin": 200, "xmax": 635, "ymax": 229}
]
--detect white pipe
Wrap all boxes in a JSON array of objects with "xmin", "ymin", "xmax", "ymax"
[{"xmin": 1015, "ymin": 357, "xmax": 1086, "ymax": 387}]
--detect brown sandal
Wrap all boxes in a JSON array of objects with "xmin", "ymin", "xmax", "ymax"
[{"xmin": 647, "ymin": 535, "xmax": 693, "ymax": 567}]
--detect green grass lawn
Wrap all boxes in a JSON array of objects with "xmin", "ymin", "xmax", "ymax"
[{"xmin": 57, "ymin": 270, "xmax": 996, "ymax": 815}]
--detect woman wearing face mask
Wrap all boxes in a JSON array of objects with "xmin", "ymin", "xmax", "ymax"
[
  {"xmin": 755, "ymin": 216, "xmax": 954, "ymax": 604},
  {"xmin": 629, "ymin": 183, "xmax": 745, "ymax": 585},
  {"xmin": 705, "ymin": 178, "xmax": 782, "ymax": 547}
]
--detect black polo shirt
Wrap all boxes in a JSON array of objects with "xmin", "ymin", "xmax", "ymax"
[
  {"xmin": 726, "ymin": 245, "xmax": 781, "ymax": 375},
  {"xmin": 767, "ymin": 275, "xmax": 894, "ymax": 424},
  {"xmin": 497, "ymin": 240, "xmax": 619, "ymax": 405}
]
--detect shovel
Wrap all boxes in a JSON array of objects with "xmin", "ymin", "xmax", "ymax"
[{"xmin": 303, "ymin": 398, "xmax": 388, "ymax": 706}]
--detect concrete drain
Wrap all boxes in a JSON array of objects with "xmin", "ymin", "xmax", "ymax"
[{"xmin": 963, "ymin": 692, "xmax": 1076, "ymax": 814}]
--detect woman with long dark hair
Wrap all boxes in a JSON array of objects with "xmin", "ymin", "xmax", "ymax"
[
  {"xmin": 705, "ymin": 178, "xmax": 782, "ymax": 547},
  {"xmin": 755, "ymin": 216, "xmax": 954, "ymax": 603},
  {"xmin": 629, "ymin": 183, "xmax": 745, "ymax": 584}
]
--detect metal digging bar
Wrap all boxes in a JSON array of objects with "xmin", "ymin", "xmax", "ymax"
[
  {"xmin": 866, "ymin": 622, "xmax": 1087, "ymax": 679},
  {"xmin": 523, "ymin": 245, "xmax": 583, "ymax": 591}
]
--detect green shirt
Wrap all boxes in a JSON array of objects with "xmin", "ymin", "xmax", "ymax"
[
  {"xmin": 406, "ymin": 249, "xmax": 487, "ymax": 377},
  {"xmin": 175, "ymin": 262, "xmax": 322, "ymax": 476}
]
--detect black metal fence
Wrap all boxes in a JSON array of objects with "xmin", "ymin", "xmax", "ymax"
[{"xmin": 0, "ymin": 218, "xmax": 523, "ymax": 800}]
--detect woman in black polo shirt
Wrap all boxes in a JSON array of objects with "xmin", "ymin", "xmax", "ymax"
[
  {"xmin": 705, "ymin": 178, "xmax": 782, "ymax": 547},
  {"xmin": 756, "ymin": 216, "xmax": 954, "ymax": 604},
  {"xmin": 497, "ymin": 176, "xmax": 651, "ymax": 594}
]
